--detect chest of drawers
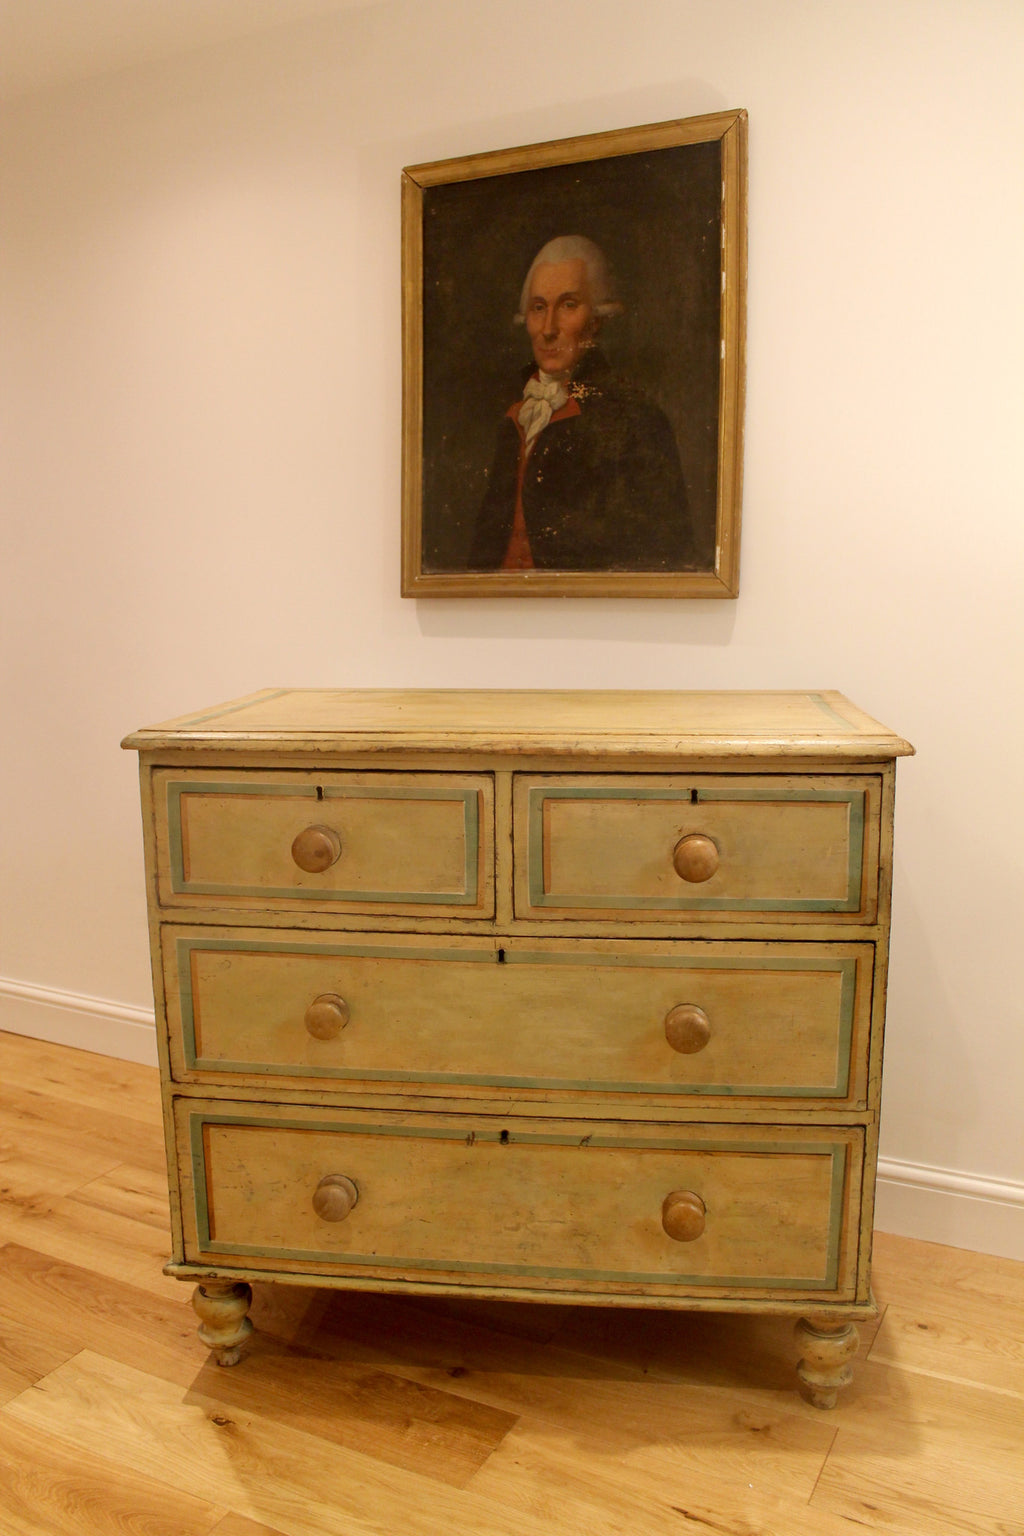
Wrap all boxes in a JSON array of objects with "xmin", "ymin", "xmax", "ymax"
[{"xmin": 124, "ymin": 688, "xmax": 912, "ymax": 1407}]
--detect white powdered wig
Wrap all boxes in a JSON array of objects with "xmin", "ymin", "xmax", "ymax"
[{"xmin": 514, "ymin": 236, "xmax": 624, "ymax": 325}]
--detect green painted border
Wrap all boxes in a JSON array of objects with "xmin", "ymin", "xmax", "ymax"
[
  {"xmin": 174, "ymin": 937, "xmax": 857, "ymax": 1097},
  {"xmin": 188, "ymin": 1112, "xmax": 846, "ymax": 1289},
  {"xmin": 167, "ymin": 779, "xmax": 482, "ymax": 906},
  {"xmin": 526, "ymin": 785, "xmax": 865, "ymax": 913},
  {"xmin": 808, "ymin": 693, "xmax": 859, "ymax": 731},
  {"xmin": 160, "ymin": 689, "xmax": 291, "ymax": 730}
]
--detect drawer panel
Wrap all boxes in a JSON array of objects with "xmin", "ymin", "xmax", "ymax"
[
  {"xmin": 514, "ymin": 774, "xmax": 880, "ymax": 924},
  {"xmin": 163, "ymin": 929, "xmax": 872, "ymax": 1105},
  {"xmin": 153, "ymin": 769, "xmax": 494, "ymax": 917},
  {"xmin": 178, "ymin": 1102, "xmax": 862, "ymax": 1298}
]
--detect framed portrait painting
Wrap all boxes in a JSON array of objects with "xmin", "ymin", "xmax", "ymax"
[{"xmin": 401, "ymin": 109, "xmax": 747, "ymax": 598}]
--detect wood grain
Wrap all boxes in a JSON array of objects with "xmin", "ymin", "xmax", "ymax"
[
  {"xmin": 0, "ymin": 1241, "xmax": 207, "ymax": 1386},
  {"xmin": 0, "ymin": 1077, "xmax": 167, "ymax": 1178},
  {"xmin": 0, "ymin": 1030, "xmax": 159, "ymax": 1125},
  {"xmin": 209, "ymin": 1517, "xmax": 291, "ymax": 1536},
  {"xmin": 809, "ymin": 1361, "xmax": 1024, "ymax": 1532},
  {"xmin": 468, "ymin": 1418, "xmax": 871, "ymax": 1536},
  {"xmin": 0, "ymin": 1184, "xmax": 184, "ymax": 1300},
  {"xmin": 69, "ymin": 1163, "xmax": 173, "ymax": 1231},
  {"xmin": 3, "ymin": 1351, "xmax": 547, "ymax": 1536},
  {"xmin": 0, "ymin": 1414, "xmax": 224, "ymax": 1534},
  {"xmin": 0, "ymin": 1241, "xmax": 515, "ymax": 1487}
]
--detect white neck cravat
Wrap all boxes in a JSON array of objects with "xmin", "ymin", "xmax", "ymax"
[{"xmin": 518, "ymin": 371, "xmax": 569, "ymax": 449}]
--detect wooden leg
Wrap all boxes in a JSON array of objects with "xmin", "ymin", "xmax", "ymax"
[
  {"xmin": 795, "ymin": 1316, "xmax": 859, "ymax": 1408},
  {"xmin": 191, "ymin": 1279, "xmax": 254, "ymax": 1366}
]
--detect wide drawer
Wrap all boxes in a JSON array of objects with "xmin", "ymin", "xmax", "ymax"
[
  {"xmin": 514, "ymin": 774, "xmax": 881, "ymax": 924},
  {"xmin": 177, "ymin": 1101, "xmax": 863, "ymax": 1299},
  {"xmin": 162, "ymin": 928, "xmax": 873, "ymax": 1106},
  {"xmin": 152, "ymin": 769, "xmax": 494, "ymax": 917}
]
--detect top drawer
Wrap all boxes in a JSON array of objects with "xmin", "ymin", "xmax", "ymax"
[
  {"xmin": 514, "ymin": 774, "xmax": 881, "ymax": 925},
  {"xmin": 152, "ymin": 769, "xmax": 494, "ymax": 918}
]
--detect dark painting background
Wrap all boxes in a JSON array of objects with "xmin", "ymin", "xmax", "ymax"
[{"xmin": 419, "ymin": 138, "xmax": 722, "ymax": 573}]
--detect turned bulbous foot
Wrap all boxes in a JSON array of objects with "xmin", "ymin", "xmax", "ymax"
[
  {"xmin": 795, "ymin": 1316, "xmax": 859, "ymax": 1408},
  {"xmin": 192, "ymin": 1279, "xmax": 254, "ymax": 1366}
]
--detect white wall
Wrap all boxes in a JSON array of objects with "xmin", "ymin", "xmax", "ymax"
[{"xmin": 2, "ymin": 0, "xmax": 1021, "ymax": 1257}]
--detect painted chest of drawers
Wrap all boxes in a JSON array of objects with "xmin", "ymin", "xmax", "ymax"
[{"xmin": 124, "ymin": 688, "xmax": 912, "ymax": 1406}]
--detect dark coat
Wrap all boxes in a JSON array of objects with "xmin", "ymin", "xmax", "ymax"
[{"xmin": 468, "ymin": 351, "xmax": 694, "ymax": 572}]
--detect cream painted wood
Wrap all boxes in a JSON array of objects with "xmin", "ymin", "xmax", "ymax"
[
  {"xmin": 174, "ymin": 1100, "xmax": 862, "ymax": 1300},
  {"xmin": 794, "ymin": 1316, "xmax": 861, "ymax": 1409},
  {"xmin": 151, "ymin": 767, "xmax": 494, "ymax": 919},
  {"xmin": 124, "ymin": 688, "xmax": 910, "ymax": 1405},
  {"xmin": 513, "ymin": 773, "xmax": 881, "ymax": 924},
  {"xmin": 123, "ymin": 687, "xmax": 914, "ymax": 761},
  {"xmin": 160, "ymin": 927, "xmax": 873, "ymax": 1107},
  {"xmin": 190, "ymin": 1278, "xmax": 253, "ymax": 1367}
]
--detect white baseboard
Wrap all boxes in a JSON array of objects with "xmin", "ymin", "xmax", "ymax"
[
  {"xmin": 2, "ymin": 975, "xmax": 1022, "ymax": 1260},
  {"xmin": 0, "ymin": 975, "xmax": 158, "ymax": 1067},
  {"xmin": 876, "ymin": 1157, "xmax": 1024, "ymax": 1262}
]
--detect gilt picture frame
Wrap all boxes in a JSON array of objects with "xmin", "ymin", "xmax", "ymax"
[{"xmin": 401, "ymin": 109, "xmax": 746, "ymax": 598}]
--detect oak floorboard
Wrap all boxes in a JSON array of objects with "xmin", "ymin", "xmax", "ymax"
[
  {"xmin": 0, "ymin": 1137, "xmax": 125, "ymax": 1205},
  {"xmin": 464, "ymin": 1386, "xmax": 837, "ymax": 1505},
  {"xmin": 549, "ymin": 1296, "xmax": 884, "ymax": 1393},
  {"xmin": 868, "ymin": 1232, "xmax": 1024, "ymax": 1396},
  {"xmin": 210, "ymin": 1518, "xmax": 293, "ymax": 1536},
  {"xmin": 812, "ymin": 1467, "xmax": 1021, "ymax": 1536},
  {"xmin": 67, "ymin": 1162, "xmax": 172, "ymax": 1231},
  {"xmin": 4, "ymin": 1351, "xmax": 578, "ymax": 1536},
  {"xmin": 0, "ymin": 1030, "xmax": 161, "ymax": 1126},
  {"xmin": 0, "ymin": 1187, "xmax": 184, "ymax": 1299},
  {"xmin": 186, "ymin": 1340, "xmax": 518, "ymax": 1488},
  {"xmin": 412, "ymin": 1293, "xmax": 576, "ymax": 1344},
  {"xmin": 809, "ymin": 1360, "xmax": 1024, "ymax": 1532},
  {"xmin": 0, "ymin": 1078, "xmax": 167, "ymax": 1177},
  {"xmin": 468, "ymin": 1418, "xmax": 881, "ymax": 1536},
  {"xmin": 0, "ymin": 1247, "xmax": 85, "ymax": 1392},
  {"xmin": 0, "ymin": 1410, "xmax": 225, "ymax": 1536},
  {"xmin": 260, "ymin": 1289, "xmax": 838, "ymax": 1500},
  {"xmin": 0, "ymin": 1358, "xmax": 36, "ymax": 1407},
  {"xmin": 872, "ymin": 1229, "xmax": 1024, "ymax": 1311},
  {"xmin": 867, "ymin": 1303, "xmax": 1024, "ymax": 1398},
  {"xmin": 0, "ymin": 1244, "xmax": 517, "ymax": 1487},
  {"xmin": 0, "ymin": 1242, "xmax": 208, "ymax": 1384}
]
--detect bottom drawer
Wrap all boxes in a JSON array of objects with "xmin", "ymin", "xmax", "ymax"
[{"xmin": 177, "ymin": 1101, "xmax": 864, "ymax": 1300}]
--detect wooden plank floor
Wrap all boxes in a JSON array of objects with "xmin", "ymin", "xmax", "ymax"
[{"xmin": 1, "ymin": 1030, "xmax": 1021, "ymax": 1536}]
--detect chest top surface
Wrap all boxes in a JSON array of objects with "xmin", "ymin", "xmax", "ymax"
[{"xmin": 123, "ymin": 688, "xmax": 913, "ymax": 761}]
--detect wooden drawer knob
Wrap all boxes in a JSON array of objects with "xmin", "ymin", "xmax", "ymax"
[
  {"xmin": 662, "ymin": 1190, "xmax": 706, "ymax": 1242},
  {"xmin": 304, "ymin": 993, "xmax": 350, "ymax": 1040},
  {"xmin": 312, "ymin": 1174, "xmax": 359, "ymax": 1222},
  {"xmin": 291, "ymin": 824, "xmax": 342, "ymax": 873},
  {"xmin": 664, "ymin": 1004, "xmax": 712, "ymax": 1054},
  {"xmin": 672, "ymin": 834, "xmax": 719, "ymax": 883}
]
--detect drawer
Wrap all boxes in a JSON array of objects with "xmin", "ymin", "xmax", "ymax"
[
  {"xmin": 177, "ymin": 1101, "xmax": 863, "ymax": 1299},
  {"xmin": 153, "ymin": 769, "xmax": 494, "ymax": 917},
  {"xmin": 514, "ymin": 774, "xmax": 880, "ymax": 924},
  {"xmin": 163, "ymin": 928, "xmax": 873, "ymax": 1106}
]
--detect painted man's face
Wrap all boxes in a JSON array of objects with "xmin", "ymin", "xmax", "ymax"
[{"xmin": 525, "ymin": 258, "xmax": 597, "ymax": 377}]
